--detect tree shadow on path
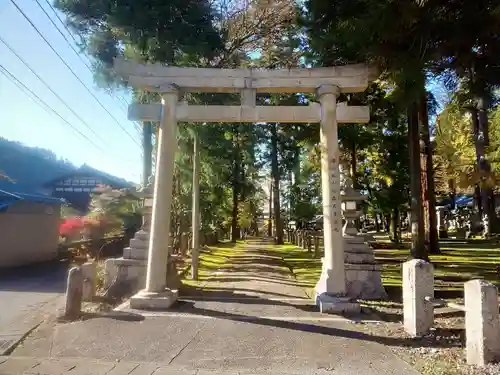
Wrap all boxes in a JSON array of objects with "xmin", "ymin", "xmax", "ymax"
[{"xmin": 149, "ymin": 301, "xmax": 461, "ymax": 350}]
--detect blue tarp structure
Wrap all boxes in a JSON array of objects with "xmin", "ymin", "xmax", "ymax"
[
  {"xmin": 454, "ymin": 195, "xmax": 474, "ymax": 207},
  {"xmin": 438, "ymin": 194, "xmax": 474, "ymax": 208},
  {"xmin": 0, "ymin": 181, "xmax": 65, "ymax": 210}
]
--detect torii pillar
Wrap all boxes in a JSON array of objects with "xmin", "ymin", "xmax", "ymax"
[
  {"xmin": 130, "ymin": 84, "xmax": 179, "ymax": 309},
  {"xmin": 314, "ymin": 85, "xmax": 360, "ymax": 314}
]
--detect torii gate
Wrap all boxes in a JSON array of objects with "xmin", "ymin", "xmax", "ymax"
[{"xmin": 114, "ymin": 59, "xmax": 374, "ymax": 311}]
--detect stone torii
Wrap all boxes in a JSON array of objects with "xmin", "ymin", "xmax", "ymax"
[{"xmin": 114, "ymin": 58, "xmax": 375, "ymax": 312}]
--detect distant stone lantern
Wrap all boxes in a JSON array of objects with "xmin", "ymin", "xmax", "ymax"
[
  {"xmin": 131, "ymin": 175, "xmax": 154, "ymax": 231},
  {"xmin": 340, "ymin": 165, "xmax": 367, "ymax": 236}
]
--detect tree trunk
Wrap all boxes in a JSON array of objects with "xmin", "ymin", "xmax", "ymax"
[
  {"xmin": 142, "ymin": 122, "xmax": 153, "ymax": 187},
  {"xmin": 477, "ymin": 94, "xmax": 495, "ymax": 234},
  {"xmin": 448, "ymin": 179, "xmax": 456, "ymax": 210},
  {"xmin": 408, "ymin": 102, "xmax": 427, "ymax": 260},
  {"xmin": 474, "ymin": 184, "xmax": 482, "ymax": 217},
  {"xmin": 293, "ymin": 148, "xmax": 301, "ymax": 187},
  {"xmin": 231, "ymin": 126, "xmax": 240, "ymax": 242},
  {"xmin": 419, "ymin": 94, "xmax": 440, "ymax": 253},
  {"xmin": 350, "ymin": 143, "xmax": 358, "ymax": 190},
  {"xmin": 290, "ymin": 148, "xmax": 300, "ymax": 223},
  {"xmin": 271, "ymin": 123, "xmax": 283, "ymax": 244},
  {"xmin": 470, "ymin": 107, "xmax": 483, "ymax": 218},
  {"xmin": 390, "ymin": 207, "xmax": 400, "ymax": 244},
  {"xmin": 268, "ymin": 179, "xmax": 273, "ymax": 237},
  {"xmin": 350, "ymin": 143, "xmax": 361, "ymax": 230},
  {"xmin": 470, "ymin": 62, "xmax": 495, "ymax": 234}
]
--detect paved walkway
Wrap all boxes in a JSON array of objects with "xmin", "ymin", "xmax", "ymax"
[
  {"xmin": 2, "ymin": 240, "xmax": 420, "ymax": 375},
  {"xmin": 0, "ymin": 260, "xmax": 68, "ymax": 355}
]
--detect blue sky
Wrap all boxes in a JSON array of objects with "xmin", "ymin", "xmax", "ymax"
[{"xmin": 0, "ymin": 0, "xmax": 143, "ymax": 183}]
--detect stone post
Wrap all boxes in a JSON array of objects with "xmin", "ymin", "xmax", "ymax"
[
  {"xmin": 315, "ymin": 85, "xmax": 358, "ymax": 313},
  {"xmin": 81, "ymin": 262, "xmax": 96, "ymax": 302},
  {"xmin": 191, "ymin": 128, "xmax": 201, "ymax": 280},
  {"xmin": 465, "ymin": 279, "xmax": 500, "ymax": 366},
  {"xmin": 403, "ymin": 259, "xmax": 434, "ymax": 336},
  {"xmin": 65, "ymin": 267, "xmax": 83, "ymax": 318},
  {"xmin": 314, "ymin": 235, "xmax": 320, "ymax": 257},
  {"xmin": 130, "ymin": 84, "xmax": 179, "ymax": 309},
  {"xmin": 180, "ymin": 233, "xmax": 188, "ymax": 256},
  {"xmin": 436, "ymin": 206, "xmax": 448, "ymax": 239}
]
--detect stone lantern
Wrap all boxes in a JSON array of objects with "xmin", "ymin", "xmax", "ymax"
[
  {"xmin": 103, "ymin": 179, "xmax": 153, "ymax": 293},
  {"xmin": 341, "ymin": 179, "xmax": 367, "ymax": 237},
  {"xmin": 339, "ymin": 163, "xmax": 387, "ymax": 300}
]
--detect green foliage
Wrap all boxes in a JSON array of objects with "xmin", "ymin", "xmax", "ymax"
[
  {"xmin": 88, "ymin": 189, "xmax": 142, "ymax": 237},
  {"xmin": 55, "ymin": 0, "xmax": 223, "ymax": 86},
  {"xmin": 358, "ymin": 85, "xmax": 410, "ymax": 215}
]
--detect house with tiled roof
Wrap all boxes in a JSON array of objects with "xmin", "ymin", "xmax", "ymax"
[
  {"xmin": 0, "ymin": 180, "xmax": 65, "ymax": 267},
  {"xmin": 42, "ymin": 164, "xmax": 135, "ymax": 213}
]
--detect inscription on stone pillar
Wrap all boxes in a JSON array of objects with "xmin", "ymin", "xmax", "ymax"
[{"xmin": 329, "ymin": 156, "xmax": 341, "ymax": 232}]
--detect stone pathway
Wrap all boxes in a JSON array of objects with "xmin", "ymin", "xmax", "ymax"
[
  {"xmin": 5, "ymin": 240, "xmax": 420, "ymax": 375},
  {"xmin": 0, "ymin": 260, "xmax": 68, "ymax": 355}
]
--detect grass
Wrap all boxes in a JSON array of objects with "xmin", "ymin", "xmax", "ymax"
[
  {"xmin": 275, "ymin": 237, "xmax": 500, "ymax": 299},
  {"xmin": 181, "ymin": 236, "xmax": 500, "ymax": 299},
  {"xmin": 267, "ymin": 244, "xmax": 322, "ymax": 296},
  {"xmin": 376, "ymin": 239, "xmax": 500, "ymax": 297},
  {"xmin": 181, "ymin": 240, "xmax": 251, "ymax": 287}
]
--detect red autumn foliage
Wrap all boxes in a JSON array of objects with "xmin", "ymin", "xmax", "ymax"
[{"xmin": 59, "ymin": 216, "xmax": 99, "ymax": 237}]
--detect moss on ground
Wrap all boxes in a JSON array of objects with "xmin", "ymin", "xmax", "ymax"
[
  {"xmin": 181, "ymin": 240, "xmax": 249, "ymax": 286},
  {"xmin": 266, "ymin": 244, "xmax": 321, "ymax": 297}
]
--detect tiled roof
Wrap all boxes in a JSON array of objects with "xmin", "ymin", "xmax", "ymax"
[{"xmin": 0, "ymin": 181, "xmax": 65, "ymax": 209}]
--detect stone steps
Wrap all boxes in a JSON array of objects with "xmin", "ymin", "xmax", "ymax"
[
  {"xmin": 134, "ymin": 230, "xmax": 149, "ymax": 241},
  {"xmin": 123, "ymin": 247, "xmax": 148, "ymax": 260},
  {"xmin": 129, "ymin": 238, "xmax": 148, "ymax": 250}
]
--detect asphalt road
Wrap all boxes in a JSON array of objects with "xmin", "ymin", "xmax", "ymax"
[{"xmin": 0, "ymin": 260, "xmax": 68, "ymax": 354}]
